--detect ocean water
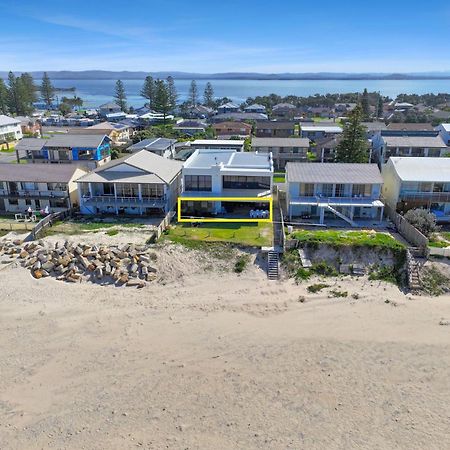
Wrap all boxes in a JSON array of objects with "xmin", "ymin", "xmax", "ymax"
[{"xmin": 51, "ymin": 78, "xmax": 450, "ymax": 108}]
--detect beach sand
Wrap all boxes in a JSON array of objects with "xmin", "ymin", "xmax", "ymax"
[{"xmin": 1, "ymin": 237, "xmax": 450, "ymax": 449}]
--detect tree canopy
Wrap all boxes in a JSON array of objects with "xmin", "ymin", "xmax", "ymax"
[
  {"xmin": 41, "ymin": 72, "xmax": 55, "ymax": 109},
  {"xmin": 335, "ymin": 105, "xmax": 369, "ymax": 163},
  {"xmin": 114, "ymin": 79, "xmax": 127, "ymax": 112}
]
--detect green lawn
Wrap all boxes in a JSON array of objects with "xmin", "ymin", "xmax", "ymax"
[
  {"xmin": 289, "ymin": 229, "xmax": 405, "ymax": 251},
  {"xmin": 273, "ymin": 172, "xmax": 285, "ymax": 183},
  {"xmin": 43, "ymin": 219, "xmax": 147, "ymax": 235},
  {"xmin": 0, "ymin": 146, "xmax": 15, "ymax": 153},
  {"xmin": 165, "ymin": 222, "xmax": 273, "ymax": 247}
]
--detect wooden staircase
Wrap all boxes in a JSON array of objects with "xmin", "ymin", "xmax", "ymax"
[{"xmin": 407, "ymin": 247, "xmax": 424, "ymax": 292}]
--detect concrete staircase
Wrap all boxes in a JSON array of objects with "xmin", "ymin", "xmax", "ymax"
[
  {"xmin": 267, "ymin": 251, "xmax": 280, "ymax": 280},
  {"xmin": 325, "ymin": 205, "xmax": 357, "ymax": 227}
]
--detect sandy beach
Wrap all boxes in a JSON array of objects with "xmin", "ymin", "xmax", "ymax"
[{"xmin": 1, "ymin": 235, "xmax": 450, "ymax": 449}]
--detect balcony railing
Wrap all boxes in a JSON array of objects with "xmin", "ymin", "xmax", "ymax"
[
  {"xmin": 0, "ymin": 189, "xmax": 68, "ymax": 199},
  {"xmin": 82, "ymin": 194, "xmax": 165, "ymax": 206},
  {"xmin": 290, "ymin": 195, "xmax": 380, "ymax": 206},
  {"xmin": 399, "ymin": 191, "xmax": 450, "ymax": 202}
]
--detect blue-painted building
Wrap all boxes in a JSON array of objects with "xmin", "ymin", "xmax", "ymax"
[{"xmin": 15, "ymin": 134, "xmax": 112, "ymax": 169}]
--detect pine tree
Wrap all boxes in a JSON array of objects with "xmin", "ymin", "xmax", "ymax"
[
  {"xmin": 335, "ymin": 105, "xmax": 369, "ymax": 163},
  {"xmin": 361, "ymin": 88, "xmax": 370, "ymax": 119},
  {"xmin": 141, "ymin": 75, "xmax": 155, "ymax": 108},
  {"xmin": 0, "ymin": 79, "xmax": 9, "ymax": 114},
  {"xmin": 41, "ymin": 72, "xmax": 55, "ymax": 109},
  {"xmin": 203, "ymin": 82, "xmax": 214, "ymax": 107},
  {"xmin": 153, "ymin": 79, "xmax": 170, "ymax": 123},
  {"xmin": 189, "ymin": 80, "xmax": 198, "ymax": 106},
  {"xmin": 376, "ymin": 93, "xmax": 384, "ymax": 119},
  {"xmin": 7, "ymin": 72, "xmax": 22, "ymax": 115},
  {"xmin": 114, "ymin": 79, "xmax": 127, "ymax": 112},
  {"xmin": 166, "ymin": 76, "xmax": 177, "ymax": 111}
]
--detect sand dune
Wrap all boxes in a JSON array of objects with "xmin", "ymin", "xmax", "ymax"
[{"xmin": 1, "ymin": 242, "xmax": 450, "ymax": 449}]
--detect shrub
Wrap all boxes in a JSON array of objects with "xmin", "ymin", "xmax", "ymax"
[
  {"xmin": 421, "ymin": 266, "xmax": 450, "ymax": 296},
  {"xmin": 311, "ymin": 261, "xmax": 338, "ymax": 277},
  {"xmin": 404, "ymin": 208, "xmax": 439, "ymax": 237},
  {"xmin": 234, "ymin": 255, "xmax": 250, "ymax": 273},
  {"xmin": 329, "ymin": 289, "xmax": 348, "ymax": 298},
  {"xmin": 106, "ymin": 229, "xmax": 119, "ymax": 236},
  {"xmin": 307, "ymin": 283, "xmax": 330, "ymax": 293},
  {"xmin": 369, "ymin": 265, "xmax": 397, "ymax": 284},
  {"xmin": 295, "ymin": 268, "xmax": 311, "ymax": 281}
]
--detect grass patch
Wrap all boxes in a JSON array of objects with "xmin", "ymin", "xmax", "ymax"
[
  {"xmin": 273, "ymin": 172, "xmax": 285, "ymax": 183},
  {"xmin": 421, "ymin": 266, "xmax": 450, "ymax": 296},
  {"xmin": 329, "ymin": 289, "xmax": 348, "ymax": 298},
  {"xmin": 106, "ymin": 229, "xmax": 119, "ymax": 236},
  {"xmin": 307, "ymin": 283, "xmax": 330, "ymax": 293},
  {"xmin": 290, "ymin": 230, "xmax": 405, "ymax": 251},
  {"xmin": 234, "ymin": 254, "xmax": 250, "ymax": 273},
  {"xmin": 165, "ymin": 222, "xmax": 273, "ymax": 247}
]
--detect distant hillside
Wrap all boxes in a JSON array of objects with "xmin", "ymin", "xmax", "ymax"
[{"xmin": 1, "ymin": 70, "xmax": 450, "ymax": 80}]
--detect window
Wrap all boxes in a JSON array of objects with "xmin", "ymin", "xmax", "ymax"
[
  {"xmin": 222, "ymin": 176, "xmax": 270, "ymax": 190},
  {"xmin": 428, "ymin": 148, "xmax": 440, "ymax": 157},
  {"xmin": 321, "ymin": 184, "xmax": 333, "ymax": 197},
  {"xmin": 102, "ymin": 183, "xmax": 114, "ymax": 196},
  {"xmin": 141, "ymin": 184, "xmax": 164, "ymax": 198},
  {"xmin": 0, "ymin": 181, "xmax": 4, "ymax": 189},
  {"xmin": 49, "ymin": 198, "xmax": 67, "ymax": 208},
  {"xmin": 116, "ymin": 183, "xmax": 139, "ymax": 197},
  {"xmin": 8, "ymin": 199, "xmax": 18, "ymax": 205},
  {"xmin": 302, "ymin": 183, "xmax": 314, "ymax": 196},
  {"xmin": 21, "ymin": 182, "xmax": 37, "ymax": 191},
  {"xmin": 25, "ymin": 199, "xmax": 32, "ymax": 206},
  {"xmin": 184, "ymin": 175, "xmax": 212, "ymax": 192},
  {"xmin": 47, "ymin": 182, "xmax": 68, "ymax": 191},
  {"xmin": 418, "ymin": 182, "xmax": 432, "ymax": 193},
  {"xmin": 335, "ymin": 184, "xmax": 345, "ymax": 197}
]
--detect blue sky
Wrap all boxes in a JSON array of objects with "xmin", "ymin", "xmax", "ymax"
[{"xmin": 1, "ymin": 0, "xmax": 450, "ymax": 73}]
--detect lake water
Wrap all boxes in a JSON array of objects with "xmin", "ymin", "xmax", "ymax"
[{"xmin": 51, "ymin": 78, "xmax": 450, "ymax": 108}]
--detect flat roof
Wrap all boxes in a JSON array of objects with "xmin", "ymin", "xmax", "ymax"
[
  {"xmin": 382, "ymin": 135, "xmax": 447, "ymax": 148},
  {"xmin": 386, "ymin": 157, "xmax": 450, "ymax": 182},
  {"xmin": 184, "ymin": 149, "xmax": 272, "ymax": 171},
  {"xmin": 286, "ymin": 162, "xmax": 382, "ymax": 184},
  {"xmin": 387, "ymin": 122, "xmax": 434, "ymax": 131},
  {"xmin": 0, "ymin": 163, "xmax": 84, "ymax": 183},
  {"xmin": 191, "ymin": 139, "xmax": 244, "ymax": 146},
  {"xmin": 128, "ymin": 137, "xmax": 176, "ymax": 151},
  {"xmin": 301, "ymin": 126, "xmax": 343, "ymax": 133},
  {"xmin": 252, "ymin": 137, "xmax": 310, "ymax": 147}
]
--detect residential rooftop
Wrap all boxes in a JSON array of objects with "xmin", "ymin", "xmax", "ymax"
[
  {"xmin": 128, "ymin": 137, "xmax": 176, "ymax": 152},
  {"xmin": 386, "ymin": 123, "xmax": 434, "ymax": 131},
  {"xmin": 0, "ymin": 163, "xmax": 84, "ymax": 183},
  {"xmin": 301, "ymin": 125, "xmax": 343, "ymax": 133},
  {"xmin": 184, "ymin": 149, "xmax": 273, "ymax": 171},
  {"xmin": 0, "ymin": 115, "xmax": 21, "ymax": 127},
  {"xmin": 286, "ymin": 162, "xmax": 382, "ymax": 184},
  {"xmin": 382, "ymin": 135, "xmax": 447, "ymax": 148},
  {"xmin": 77, "ymin": 150, "xmax": 182, "ymax": 185},
  {"xmin": 255, "ymin": 121, "xmax": 295, "ymax": 129},
  {"xmin": 191, "ymin": 139, "xmax": 245, "ymax": 146},
  {"xmin": 386, "ymin": 157, "xmax": 450, "ymax": 183},
  {"xmin": 252, "ymin": 137, "xmax": 310, "ymax": 147}
]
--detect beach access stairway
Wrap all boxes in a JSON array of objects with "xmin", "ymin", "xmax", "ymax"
[
  {"xmin": 407, "ymin": 247, "xmax": 425, "ymax": 292},
  {"xmin": 267, "ymin": 251, "xmax": 279, "ymax": 280}
]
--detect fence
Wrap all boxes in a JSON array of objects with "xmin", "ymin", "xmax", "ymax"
[
  {"xmin": 26, "ymin": 209, "xmax": 72, "ymax": 241},
  {"xmin": 383, "ymin": 204, "xmax": 429, "ymax": 249},
  {"xmin": 0, "ymin": 221, "xmax": 34, "ymax": 233},
  {"xmin": 428, "ymin": 247, "xmax": 450, "ymax": 258},
  {"xmin": 155, "ymin": 211, "xmax": 176, "ymax": 240}
]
